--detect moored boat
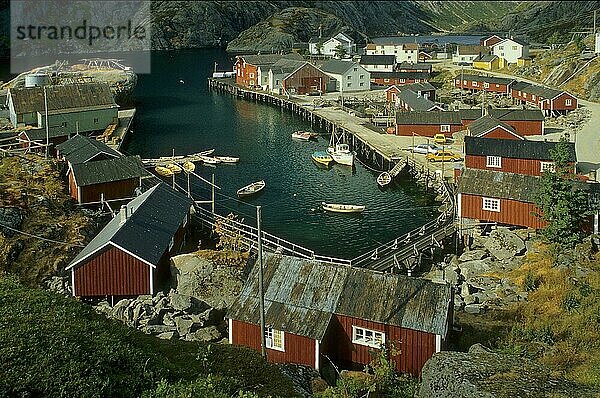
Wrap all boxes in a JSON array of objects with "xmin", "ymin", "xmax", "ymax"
[
  {"xmin": 155, "ymin": 165, "xmax": 174, "ymax": 177},
  {"xmin": 214, "ymin": 156, "xmax": 239, "ymax": 163},
  {"xmin": 327, "ymin": 143, "xmax": 354, "ymax": 166},
  {"xmin": 237, "ymin": 180, "xmax": 266, "ymax": 197},
  {"xmin": 292, "ymin": 131, "xmax": 318, "ymax": 141},
  {"xmin": 198, "ymin": 155, "xmax": 221, "ymax": 164},
  {"xmin": 165, "ymin": 163, "xmax": 183, "ymax": 174},
  {"xmin": 311, "ymin": 151, "xmax": 334, "ymax": 167},
  {"xmin": 183, "ymin": 161, "xmax": 195, "ymax": 173},
  {"xmin": 377, "ymin": 172, "xmax": 391, "ymax": 187},
  {"xmin": 193, "ymin": 149, "xmax": 215, "ymax": 157},
  {"xmin": 322, "ymin": 202, "xmax": 365, "ymax": 213}
]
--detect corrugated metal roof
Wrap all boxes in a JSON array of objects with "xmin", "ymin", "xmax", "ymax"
[
  {"xmin": 459, "ymin": 108, "xmax": 544, "ymax": 121},
  {"xmin": 467, "ymin": 115, "xmax": 520, "ymax": 137},
  {"xmin": 321, "ymin": 59, "xmax": 356, "ymax": 75},
  {"xmin": 228, "ymin": 254, "xmax": 452, "ymax": 339},
  {"xmin": 396, "ymin": 62, "xmax": 432, "ymax": 71},
  {"xmin": 359, "ymin": 55, "xmax": 396, "ymax": 65},
  {"xmin": 371, "ymin": 71, "xmax": 430, "ymax": 80},
  {"xmin": 457, "ymin": 74, "xmax": 513, "ymax": 86},
  {"xmin": 465, "ymin": 136, "xmax": 576, "ymax": 161},
  {"xmin": 398, "ymin": 89, "xmax": 437, "ymax": 111},
  {"xmin": 71, "ymin": 155, "xmax": 145, "ymax": 186},
  {"xmin": 57, "ymin": 134, "xmax": 121, "ymax": 164},
  {"xmin": 68, "ymin": 183, "xmax": 193, "ymax": 269},
  {"xmin": 396, "ymin": 110, "xmax": 462, "ymax": 125},
  {"xmin": 240, "ymin": 53, "xmax": 303, "ymax": 66},
  {"xmin": 458, "ymin": 169, "xmax": 540, "ymax": 202}
]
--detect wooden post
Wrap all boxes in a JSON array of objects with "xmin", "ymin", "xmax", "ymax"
[
  {"xmin": 257, "ymin": 206, "xmax": 267, "ymax": 359},
  {"xmin": 211, "ymin": 174, "xmax": 215, "ymax": 214}
]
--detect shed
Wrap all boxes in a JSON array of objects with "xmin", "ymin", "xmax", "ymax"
[
  {"xmin": 396, "ymin": 89, "xmax": 442, "ymax": 112},
  {"xmin": 67, "ymin": 183, "xmax": 193, "ymax": 298},
  {"xmin": 466, "ymin": 115, "xmax": 524, "ymax": 140},
  {"xmin": 395, "ymin": 111, "xmax": 463, "ymax": 137},
  {"xmin": 370, "ymin": 72, "xmax": 430, "ymax": 86},
  {"xmin": 459, "ymin": 108, "xmax": 544, "ymax": 136},
  {"xmin": 56, "ymin": 134, "xmax": 121, "ymax": 165}
]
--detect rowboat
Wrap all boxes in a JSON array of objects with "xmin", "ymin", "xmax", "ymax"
[
  {"xmin": 198, "ymin": 155, "xmax": 221, "ymax": 165},
  {"xmin": 237, "ymin": 180, "xmax": 266, "ymax": 197},
  {"xmin": 327, "ymin": 143, "xmax": 354, "ymax": 166},
  {"xmin": 193, "ymin": 149, "xmax": 215, "ymax": 157},
  {"xmin": 155, "ymin": 165, "xmax": 174, "ymax": 177},
  {"xmin": 322, "ymin": 202, "xmax": 365, "ymax": 213},
  {"xmin": 377, "ymin": 172, "xmax": 391, "ymax": 187},
  {"xmin": 311, "ymin": 151, "xmax": 334, "ymax": 167},
  {"xmin": 292, "ymin": 131, "xmax": 318, "ymax": 141},
  {"xmin": 159, "ymin": 155, "xmax": 184, "ymax": 160},
  {"xmin": 165, "ymin": 163, "xmax": 183, "ymax": 174},
  {"xmin": 214, "ymin": 156, "xmax": 239, "ymax": 163},
  {"xmin": 183, "ymin": 161, "xmax": 195, "ymax": 173}
]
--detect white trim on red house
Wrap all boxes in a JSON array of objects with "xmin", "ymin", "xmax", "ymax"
[
  {"xmin": 228, "ymin": 318, "xmax": 233, "ymax": 344},
  {"xmin": 475, "ymin": 125, "xmax": 524, "ymax": 140},
  {"xmin": 315, "ymin": 340, "xmax": 320, "ymax": 370},
  {"xmin": 71, "ymin": 268, "xmax": 76, "ymax": 296},
  {"xmin": 66, "ymin": 241, "xmax": 157, "ymax": 271},
  {"xmin": 149, "ymin": 266, "xmax": 154, "ymax": 295},
  {"xmin": 111, "ymin": 242, "xmax": 157, "ymax": 269},
  {"xmin": 435, "ymin": 334, "xmax": 442, "ymax": 352}
]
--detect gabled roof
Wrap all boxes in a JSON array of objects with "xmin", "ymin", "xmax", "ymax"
[
  {"xmin": 459, "ymin": 107, "xmax": 544, "ymax": 121},
  {"xmin": 321, "ymin": 59, "xmax": 360, "ymax": 75},
  {"xmin": 71, "ymin": 155, "xmax": 145, "ymax": 186},
  {"xmin": 457, "ymin": 45, "xmax": 490, "ymax": 55},
  {"xmin": 359, "ymin": 55, "xmax": 396, "ymax": 65},
  {"xmin": 8, "ymin": 83, "xmax": 116, "ymax": 115},
  {"xmin": 494, "ymin": 37, "xmax": 529, "ymax": 47},
  {"xmin": 227, "ymin": 254, "xmax": 452, "ymax": 339},
  {"xmin": 520, "ymin": 83, "xmax": 564, "ymax": 100},
  {"xmin": 56, "ymin": 134, "xmax": 121, "ymax": 165},
  {"xmin": 399, "ymin": 81, "xmax": 436, "ymax": 93},
  {"xmin": 239, "ymin": 53, "xmax": 303, "ymax": 66},
  {"xmin": 269, "ymin": 59, "xmax": 307, "ymax": 76},
  {"xmin": 67, "ymin": 183, "xmax": 193, "ymax": 270},
  {"xmin": 511, "ymin": 81, "xmax": 531, "ymax": 91},
  {"xmin": 455, "ymin": 74, "xmax": 514, "ymax": 86},
  {"xmin": 396, "ymin": 62, "xmax": 432, "ymax": 71},
  {"xmin": 371, "ymin": 71, "xmax": 430, "ymax": 80},
  {"xmin": 465, "ymin": 136, "xmax": 576, "ymax": 162},
  {"xmin": 458, "ymin": 169, "xmax": 540, "ymax": 203},
  {"xmin": 403, "ymin": 43, "xmax": 419, "ymax": 50},
  {"xmin": 467, "ymin": 115, "xmax": 522, "ymax": 139},
  {"xmin": 398, "ymin": 89, "xmax": 437, "ymax": 111},
  {"xmin": 396, "ymin": 110, "xmax": 462, "ymax": 125}
]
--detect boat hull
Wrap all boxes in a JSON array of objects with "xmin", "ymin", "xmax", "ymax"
[
  {"xmin": 377, "ymin": 172, "xmax": 391, "ymax": 187},
  {"xmin": 327, "ymin": 146, "xmax": 354, "ymax": 166},
  {"xmin": 322, "ymin": 202, "xmax": 365, "ymax": 213},
  {"xmin": 312, "ymin": 151, "xmax": 333, "ymax": 167},
  {"xmin": 237, "ymin": 180, "xmax": 266, "ymax": 197}
]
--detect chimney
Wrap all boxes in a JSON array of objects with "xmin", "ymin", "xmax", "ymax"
[{"xmin": 119, "ymin": 205, "xmax": 128, "ymax": 225}]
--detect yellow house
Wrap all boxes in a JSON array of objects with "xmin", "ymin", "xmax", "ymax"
[
  {"xmin": 473, "ymin": 54, "xmax": 500, "ymax": 71},
  {"xmin": 517, "ymin": 57, "xmax": 532, "ymax": 67}
]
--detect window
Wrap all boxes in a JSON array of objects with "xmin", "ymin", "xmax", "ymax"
[
  {"xmin": 463, "ymin": 80, "xmax": 467, "ymax": 85},
  {"xmin": 93, "ymin": 117, "xmax": 99, "ymax": 124},
  {"xmin": 499, "ymin": 46, "xmax": 504, "ymax": 50},
  {"xmin": 275, "ymin": 79, "xmax": 280, "ymax": 85},
  {"xmin": 565, "ymin": 99, "xmax": 572, "ymax": 106},
  {"xmin": 540, "ymin": 161, "xmax": 556, "ymax": 173},
  {"xmin": 486, "ymin": 156, "xmax": 502, "ymax": 168},
  {"xmin": 347, "ymin": 82, "xmax": 352, "ymax": 87},
  {"xmin": 495, "ymin": 84, "xmax": 500, "ymax": 87},
  {"xmin": 532, "ymin": 95, "xmax": 536, "ymax": 101},
  {"xmin": 353, "ymin": 67, "xmax": 358, "ymax": 72},
  {"xmin": 384, "ymin": 78, "xmax": 390, "ymax": 83},
  {"xmin": 352, "ymin": 326, "xmax": 385, "ymax": 348},
  {"xmin": 249, "ymin": 73, "xmax": 254, "ymax": 78},
  {"xmin": 482, "ymin": 197, "xmax": 500, "ymax": 212},
  {"xmin": 61, "ymin": 121, "xmax": 67, "ymax": 127},
  {"xmin": 440, "ymin": 124, "xmax": 450, "ymax": 132},
  {"xmin": 360, "ymin": 82, "xmax": 364, "ymax": 87},
  {"xmin": 484, "ymin": 82, "xmax": 490, "ymax": 89},
  {"xmin": 512, "ymin": 45, "xmax": 517, "ymax": 50},
  {"xmin": 347, "ymin": 75, "xmax": 352, "ymax": 80},
  {"xmin": 472, "ymin": 81, "xmax": 478, "ymax": 87},
  {"xmin": 399, "ymin": 78, "xmax": 405, "ymax": 83},
  {"xmin": 359, "ymin": 74, "xmax": 364, "ymax": 79},
  {"xmin": 265, "ymin": 327, "xmax": 285, "ymax": 351},
  {"xmin": 518, "ymin": 90, "xmax": 521, "ymax": 96}
]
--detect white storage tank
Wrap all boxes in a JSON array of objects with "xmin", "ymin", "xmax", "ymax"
[{"xmin": 24, "ymin": 73, "xmax": 50, "ymax": 88}]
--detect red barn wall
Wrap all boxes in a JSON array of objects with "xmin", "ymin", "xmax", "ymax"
[
  {"xmin": 79, "ymin": 178, "xmax": 139, "ymax": 204},
  {"xmin": 323, "ymin": 315, "xmax": 437, "ymax": 377},
  {"xmin": 477, "ymin": 127, "xmax": 522, "ymax": 140},
  {"xmin": 386, "ymin": 87, "xmax": 400, "ymax": 102},
  {"xmin": 74, "ymin": 245, "xmax": 150, "ymax": 297},
  {"xmin": 230, "ymin": 319, "xmax": 316, "ymax": 367},
  {"xmin": 465, "ymin": 155, "xmax": 575, "ymax": 176},
  {"xmin": 396, "ymin": 124, "xmax": 462, "ymax": 137},
  {"xmin": 235, "ymin": 59, "xmax": 258, "ymax": 87},
  {"xmin": 373, "ymin": 77, "xmax": 427, "ymax": 86},
  {"xmin": 283, "ymin": 64, "xmax": 330, "ymax": 95},
  {"xmin": 549, "ymin": 92, "xmax": 578, "ymax": 111},
  {"xmin": 454, "ymin": 79, "xmax": 509, "ymax": 94},
  {"xmin": 504, "ymin": 120, "xmax": 542, "ymax": 136},
  {"xmin": 460, "ymin": 194, "xmax": 546, "ymax": 229}
]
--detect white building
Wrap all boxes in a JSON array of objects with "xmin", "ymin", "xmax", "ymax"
[
  {"xmin": 358, "ymin": 55, "xmax": 395, "ymax": 73},
  {"xmin": 452, "ymin": 45, "xmax": 490, "ymax": 64},
  {"xmin": 364, "ymin": 41, "xmax": 419, "ymax": 63},
  {"xmin": 320, "ymin": 59, "xmax": 370, "ymax": 92},
  {"xmin": 492, "ymin": 38, "xmax": 529, "ymax": 64},
  {"xmin": 596, "ymin": 33, "xmax": 600, "ymax": 54},
  {"xmin": 309, "ymin": 33, "xmax": 355, "ymax": 56}
]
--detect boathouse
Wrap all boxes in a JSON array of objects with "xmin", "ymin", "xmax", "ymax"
[
  {"xmin": 56, "ymin": 134, "xmax": 121, "ymax": 166},
  {"xmin": 453, "ymin": 74, "xmax": 514, "ymax": 94},
  {"xmin": 227, "ymin": 254, "xmax": 452, "ymax": 376},
  {"xmin": 234, "ymin": 53, "xmax": 303, "ymax": 88},
  {"xmin": 395, "ymin": 111, "xmax": 463, "ymax": 137},
  {"xmin": 465, "ymin": 116, "xmax": 524, "ymax": 140},
  {"xmin": 68, "ymin": 155, "xmax": 146, "ymax": 205},
  {"xmin": 511, "ymin": 82, "xmax": 577, "ymax": 115},
  {"xmin": 68, "ymin": 183, "xmax": 193, "ymax": 298},
  {"xmin": 464, "ymin": 136, "xmax": 576, "ymax": 176},
  {"xmin": 459, "ymin": 108, "xmax": 544, "ymax": 136},
  {"xmin": 281, "ymin": 62, "xmax": 331, "ymax": 95},
  {"xmin": 320, "ymin": 59, "xmax": 370, "ymax": 92},
  {"xmin": 396, "ymin": 89, "xmax": 443, "ymax": 112},
  {"xmin": 267, "ymin": 59, "xmax": 308, "ymax": 94},
  {"xmin": 358, "ymin": 55, "xmax": 396, "ymax": 72},
  {"xmin": 385, "ymin": 82, "xmax": 436, "ymax": 103}
]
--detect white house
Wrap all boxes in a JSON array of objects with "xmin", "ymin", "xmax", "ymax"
[
  {"xmin": 309, "ymin": 33, "xmax": 355, "ymax": 56},
  {"xmin": 358, "ymin": 55, "xmax": 395, "ymax": 73},
  {"xmin": 492, "ymin": 38, "xmax": 529, "ymax": 64},
  {"xmin": 320, "ymin": 59, "xmax": 370, "ymax": 92},
  {"xmin": 595, "ymin": 33, "xmax": 600, "ymax": 54},
  {"xmin": 364, "ymin": 41, "xmax": 419, "ymax": 63},
  {"xmin": 452, "ymin": 45, "xmax": 490, "ymax": 64}
]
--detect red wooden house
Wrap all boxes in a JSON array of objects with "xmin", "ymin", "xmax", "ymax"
[
  {"xmin": 466, "ymin": 116, "xmax": 524, "ymax": 140},
  {"xmin": 511, "ymin": 82, "xmax": 578, "ymax": 115},
  {"xmin": 395, "ymin": 111, "xmax": 463, "ymax": 137},
  {"xmin": 234, "ymin": 54, "xmax": 302, "ymax": 87},
  {"xmin": 67, "ymin": 183, "xmax": 193, "ymax": 299},
  {"xmin": 68, "ymin": 155, "xmax": 146, "ymax": 205},
  {"xmin": 480, "ymin": 35, "xmax": 503, "ymax": 47},
  {"xmin": 453, "ymin": 74, "xmax": 514, "ymax": 95},
  {"xmin": 371, "ymin": 72, "xmax": 430, "ymax": 86},
  {"xmin": 464, "ymin": 136, "xmax": 577, "ymax": 176},
  {"xmin": 460, "ymin": 108, "xmax": 544, "ymax": 136},
  {"xmin": 396, "ymin": 89, "xmax": 444, "ymax": 112},
  {"xmin": 227, "ymin": 254, "xmax": 452, "ymax": 376},
  {"xmin": 282, "ymin": 62, "xmax": 331, "ymax": 95},
  {"xmin": 385, "ymin": 82, "xmax": 436, "ymax": 103}
]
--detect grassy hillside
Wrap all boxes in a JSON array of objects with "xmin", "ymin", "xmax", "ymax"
[{"xmin": 0, "ymin": 274, "xmax": 298, "ymax": 397}]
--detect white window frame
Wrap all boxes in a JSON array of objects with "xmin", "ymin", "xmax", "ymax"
[
  {"xmin": 565, "ymin": 99, "xmax": 572, "ymax": 106},
  {"xmin": 440, "ymin": 124, "xmax": 450, "ymax": 132},
  {"xmin": 482, "ymin": 197, "xmax": 501, "ymax": 212},
  {"xmin": 486, "ymin": 156, "xmax": 502, "ymax": 168},
  {"xmin": 540, "ymin": 161, "xmax": 556, "ymax": 173},
  {"xmin": 472, "ymin": 81, "xmax": 478, "ymax": 87},
  {"xmin": 352, "ymin": 325, "xmax": 385, "ymax": 348},
  {"xmin": 249, "ymin": 72, "xmax": 254, "ymax": 78},
  {"xmin": 532, "ymin": 94, "xmax": 536, "ymax": 101},
  {"xmin": 484, "ymin": 82, "xmax": 490, "ymax": 89},
  {"xmin": 265, "ymin": 327, "xmax": 285, "ymax": 351}
]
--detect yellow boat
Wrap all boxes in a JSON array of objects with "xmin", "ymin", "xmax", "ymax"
[
  {"xmin": 311, "ymin": 151, "xmax": 333, "ymax": 167},
  {"xmin": 155, "ymin": 165, "xmax": 174, "ymax": 177},
  {"xmin": 183, "ymin": 161, "xmax": 195, "ymax": 173},
  {"xmin": 165, "ymin": 163, "xmax": 183, "ymax": 174}
]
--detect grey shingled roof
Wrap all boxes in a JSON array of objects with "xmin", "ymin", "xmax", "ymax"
[
  {"xmin": 227, "ymin": 254, "xmax": 452, "ymax": 339},
  {"xmin": 398, "ymin": 89, "xmax": 437, "ymax": 111},
  {"xmin": 467, "ymin": 115, "xmax": 520, "ymax": 137},
  {"xmin": 455, "ymin": 74, "xmax": 514, "ymax": 86},
  {"xmin": 320, "ymin": 59, "xmax": 356, "ymax": 75},
  {"xmin": 465, "ymin": 136, "xmax": 577, "ymax": 162},
  {"xmin": 56, "ymin": 134, "xmax": 121, "ymax": 165},
  {"xmin": 396, "ymin": 110, "xmax": 462, "ymax": 125},
  {"xmin": 520, "ymin": 83, "xmax": 563, "ymax": 100},
  {"xmin": 400, "ymin": 81, "xmax": 435, "ymax": 93},
  {"xmin": 71, "ymin": 155, "xmax": 145, "ymax": 186},
  {"xmin": 67, "ymin": 183, "xmax": 193, "ymax": 269},
  {"xmin": 359, "ymin": 55, "xmax": 396, "ymax": 65},
  {"xmin": 457, "ymin": 45, "xmax": 489, "ymax": 55},
  {"xmin": 459, "ymin": 108, "xmax": 544, "ymax": 121},
  {"xmin": 371, "ymin": 71, "xmax": 430, "ymax": 80},
  {"xmin": 9, "ymin": 83, "xmax": 116, "ymax": 115},
  {"xmin": 396, "ymin": 62, "xmax": 432, "ymax": 72},
  {"xmin": 269, "ymin": 59, "xmax": 307, "ymax": 75},
  {"xmin": 240, "ymin": 53, "xmax": 303, "ymax": 66},
  {"xmin": 458, "ymin": 169, "xmax": 540, "ymax": 202},
  {"xmin": 511, "ymin": 81, "xmax": 531, "ymax": 91}
]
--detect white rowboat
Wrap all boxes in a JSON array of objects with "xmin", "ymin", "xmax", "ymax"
[
  {"xmin": 198, "ymin": 155, "xmax": 221, "ymax": 164},
  {"xmin": 237, "ymin": 180, "xmax": 266, "ymax": 197},
  {"xmin": 322, "ymin": 202, "xmax": 365, "ymax": 213},
  {"xmin": 327, "ymin": 143, "xmax": 354, "ymax": 166},
  {"xmin": 377, "ymin": 172, "xmax": 391, "ymax": 187},
  {"xmin": 214, "ymin": 156, "xmax": 239, "ymax": 163}
]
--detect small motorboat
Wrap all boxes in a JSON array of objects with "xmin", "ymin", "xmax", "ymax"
[
  {"xmin": 292, "ymin": 131, "xmax": 318, "ymax": 141},
  {"xmin": 311, "ymin": 151, "xmax": 334, "ymax": 167},
  {"xmin": 198, "ymin": 155, "xmax": 221, "ymax": 165},
  {"xmin": 237, "ymin": 180, "xmax": 266, "ymax": 197},
  {"xmin": 322, "ymin": 202, "xmax": 366, "ymax": 213},
  {"xmin": 155, "ymin": 165, "xmax": 174, "ymax": 177},
  {"xmin": 377, "ymin": 172, "xmax": 392, "ymax": 187},
  {"xmin": 327, "ymin": 143, "xmax": 354, "ymax": 166},
  {"xmin": 165, "ymin": 163, "xmax": 183, "ymax": 174},
  {"xmin": 214, "ymin": 156, "xmax": 239, "ymax": 163},
  {"xmin": 183, "ymin": 161, "xmax": 195, "ymax": 173}
]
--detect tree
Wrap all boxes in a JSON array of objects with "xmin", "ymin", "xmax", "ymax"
[
  {"xmin": 535, "ymin": 136, "xmax": 590, "ymax": 248},
  {"xmin": 333, "ymin": 43, "xmax": 347, "ymax": 59},
  {"xmin": 316, "ymin": 41, "xmax": 324, "ymax": 55}
]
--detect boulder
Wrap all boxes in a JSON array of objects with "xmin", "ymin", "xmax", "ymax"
[
  {"xmin": 0, "ymin": 207, "xmax": 24, "ymax": 237},
  {"xmin": 141, "ymin": 324, "xmax": 175, "ymax": 335},
  {"xmin": 162, "ymin": 312, "xmax": 176, "ymax": 327},
  {"xmin": 458, "ymin": 249, "xmax": 488, "ymax": 262},
  {"xmin": 156, "ymin": 331, "xmax": 179, "ymax": 340},
  {"xmin": 174, "ymin": 316, "xmax": 194, "ymax": 336},
  {"xmin": 464, "ymin": 303, "xmax": 486, "ymax": 315},
  {"xmin": 184, "ymin": 325, "xmax": 222, "ymax": 342},
  {"xmin": 463, "ymin": 294, "xmax": 479, "ymax": 306},
  {"xmin": 169, "ymin": 291, "xmax": 209, "ymax": 314},
  {"xmin": 111, "ymin": 299, "xmax": 132, "ymax": 322},
  {"xmin": 484, "ymin": 228, "xmax": 526, "ymax": 261},
  {"xmin": 457, "ymin": 259, "xmax": 493, "ymax": 280}
]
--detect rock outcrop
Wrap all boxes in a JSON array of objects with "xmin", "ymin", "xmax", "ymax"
[{"xmin": 418, "ymin": 344, "xmax": 596, "ymax": 398}]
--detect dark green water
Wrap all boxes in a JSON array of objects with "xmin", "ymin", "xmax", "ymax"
[{"xmin": 123, "ymin": 49, "xmax": 439, "ymax": 259}]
